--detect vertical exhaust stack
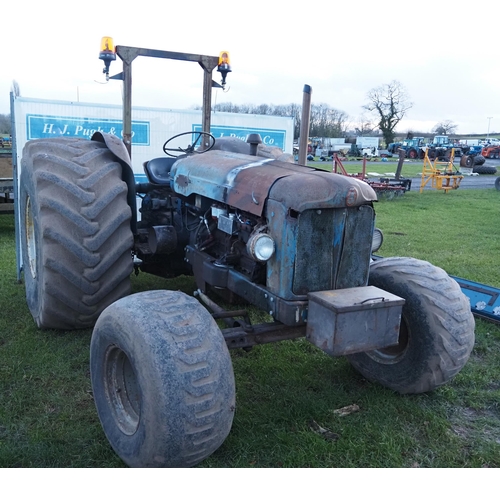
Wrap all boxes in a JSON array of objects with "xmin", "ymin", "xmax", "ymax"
[{"xmin": 298, "ymin": 84, "xmax": 312, "ymax": 165}]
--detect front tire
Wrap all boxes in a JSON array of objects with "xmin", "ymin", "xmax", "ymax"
[
  {"xmin": 347, "ymin": 257, "xmax": 475, "ymax": 394},
  {"xmin": 90, "ymin": 290, "xmax": 236, "ymax": 468},
  {"xmin": 20, "ymin": 138, "xmax": 134, "ymax": 329}
]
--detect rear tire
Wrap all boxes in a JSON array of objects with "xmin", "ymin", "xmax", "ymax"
[
  {"xmin": 20, "ymin": 138, "xmax": 134, "ymax": 329},
  {"xmin": 495, "ymin": 176, "xmax": 500, "ymax": 191},
  {"xmin": 347, "ymin": 257, "xmax": 475, "ymax": 394},
  {"xmin": 90, "ymin": 290, "xmax": 236, "ymax": 467}
]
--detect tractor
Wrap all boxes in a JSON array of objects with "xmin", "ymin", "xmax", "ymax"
[
  {"xmin": 481, "ymin": 144, "xmax": 500, "ymax": 159},
  {"xmin": 18, "ymin": 40, "xmax": 475, "ymax": 467},
  {"xmin": 425, "ymin": 135, "xmax": 465, "ymax": 162},
  {"xmin": 459, "ymin": 145, "xmax": 497, "ymax": 174},
  {"xmin": 387, "ymin": 136, "xmax": 425, "ymax": 159}
]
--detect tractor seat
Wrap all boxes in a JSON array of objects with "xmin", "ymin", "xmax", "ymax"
[{"xmin": 144, "ymin": 157, "xmax": 178, "ymax": 185}]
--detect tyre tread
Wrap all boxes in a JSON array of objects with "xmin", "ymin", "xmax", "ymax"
[
  {"xmin": 21, "ymin": 138, "xmax": 133, "ymax": 329},
  {"xmin": 91, "ymin": 290, "xmax": 235, "ymax": 467},
  {"xmin": 348, "ymin": 257, "xmax": 475, "ymax": 393}
]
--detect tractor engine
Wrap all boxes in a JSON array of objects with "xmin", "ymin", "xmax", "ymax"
[
  {"xmin": 136, "ymin": 145, "xmax": 378, "ymax": 326},
  {"xmin": 137, "ymin": 188, "xmax": 268, "ymax": 284}
]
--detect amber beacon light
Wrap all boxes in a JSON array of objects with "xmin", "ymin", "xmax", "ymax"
[
  {"xmin": 217, "ymin": 51, "xmax": 231, "ymax": 87},
  {"xmin": 99, "ymin": 36, "xmax": 116, "ymax": 80}
]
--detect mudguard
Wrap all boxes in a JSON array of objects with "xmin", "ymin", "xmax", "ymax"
[{"xmin": 91, "ymin": 132, "xmax": 137, "ymax": 232}]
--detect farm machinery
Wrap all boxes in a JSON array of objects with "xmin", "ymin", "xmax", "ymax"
[
  {"xmin": 332, "ymin": 150, "xmax": 412, "ymax": 197},
  {"xmin": 387, "ymin": 136, "xmax": 426, "ymax": 159},
  {"xmin": 420, "ymin": 147, "xmax": 463, "ymax": 193},
  {"xmin": 480, "ymin": 144, "xmax": 500, "ymax": 159},
  {"xmin": 17, "ymin": 39, "xmax": 475, "ymax": 467}
]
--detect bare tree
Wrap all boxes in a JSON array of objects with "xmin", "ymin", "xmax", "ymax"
[
  {"xmin": 0, "ymin": 114, "xmax": 10, "ymax": 134},
  {"xmin": 353, "ymin": 115, "xmax": 378, "ymax": 136},
  {"xmin": 309, "ymin": 103, "xmax": 348, "ymax": 138},
  {"xmin": 364, "ymin": 80, "xmax": 412, "ymax": 146},
  {"xmin": 206, "ymin": 102, "xmax": 347, "ymax": 140},
  {"xmin": 432, "ymin": 120, "xmax": 457, "ymax": 135}
]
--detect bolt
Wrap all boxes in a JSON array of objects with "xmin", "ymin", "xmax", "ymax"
[{"xmin": 269, "ymin": 311, "xmax": 273, "ymax": 315}]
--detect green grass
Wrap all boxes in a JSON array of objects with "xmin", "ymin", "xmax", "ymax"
[
  {"xmin": 307, "ymin": 158, "xmax": 436, "ymax": 177},
  {"xmin": 1, "ymin": 188, "xmax": 500, "ymax": 468},
  {"xmin": 308, "ymin": 157, "xmax": 500, "ymax": 179}
]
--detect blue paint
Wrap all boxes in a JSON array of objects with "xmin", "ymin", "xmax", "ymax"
[
  {"xmin": 26, "ymin": 114, "xmax": 150, "ymax": 145},
  {"xmin": 452, "ymin": 276, "xmax": 500, "ymax": 323},
  {"xmin": 193, "ymin": 124, "xmax": 286, "ymax": 150}
]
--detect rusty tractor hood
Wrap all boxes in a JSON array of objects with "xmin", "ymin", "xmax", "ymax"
[{"xmin": 170, "ymin": 150, "xmax": 377, "ymax": 216}]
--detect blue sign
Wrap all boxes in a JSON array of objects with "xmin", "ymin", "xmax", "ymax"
[
  {"xmin": 193, "ymin": 124, "xmax": 286, "ymax": 150},
  {"xmin": 26, "ymin": 114, "xmax": 150, "ymax": 145}
]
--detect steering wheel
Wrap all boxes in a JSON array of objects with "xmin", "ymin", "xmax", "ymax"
[{"xmin": 162, "ymin": 131, "xmax": 216, "ymax": 157}]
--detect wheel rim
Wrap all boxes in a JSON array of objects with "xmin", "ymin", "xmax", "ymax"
[
  {"xmin": 25, "ymin": 195, "xmax": 37, "ymax": 279},
  {"xmin": 366, "ymin": 315, "xmax": 410, "ymax": 364},
  {"xmin": 104, "ymin": 345, "xmax": 141, "ymax": 435}
]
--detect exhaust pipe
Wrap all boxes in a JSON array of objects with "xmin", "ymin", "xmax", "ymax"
[{"xmin": 298, "ymin": 84, "xmax": 312, "ymax": 165}]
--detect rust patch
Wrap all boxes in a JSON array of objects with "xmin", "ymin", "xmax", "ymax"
[
  {"xmin": 176, "ymin": 174, "xmax": 190, "ymax": 188},
  {"xmin": 345, "ymin": 186, "xmax": 358, "ymax": 206}
]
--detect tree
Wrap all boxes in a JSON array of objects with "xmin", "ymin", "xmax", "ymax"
[
  {"xmin": 206, "ymin": 102, "xmax": 348, "ymax": 140},
  {"xmin": 0, "ymin": 114, "xmax": 10, "ymax": 134},
  {"xmin": 363, "ymin": 80, "xmax": 412, "ymax": 147},
  {"xmin": 353, "ymin": 115, "xmax": 378, "ymax": 136},
  {"xmin": 432, "ymin": 120, "xmax": 457, "ymax": 135},
  {"xmin": 309, "ymin": 103, "xmax": 348, "ymax": 138}
]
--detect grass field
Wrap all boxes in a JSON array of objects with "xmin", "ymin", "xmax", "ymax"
[
  {"xmin": 0, "ymin": 186, "xmax": 499, "ymax": 468},
  {"xmin": 307, "ymin": 156, "xmax": 498, "ymax": 178}
]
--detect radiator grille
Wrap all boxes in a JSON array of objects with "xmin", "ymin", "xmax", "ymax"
[{"xmin": 293, "ymin": 205, "xmax": 374, "ymax": 295}]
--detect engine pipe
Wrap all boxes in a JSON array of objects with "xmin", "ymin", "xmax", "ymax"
[{"xmin": 298, "ymin": 84, "xmax": 312, "ymax": 165}]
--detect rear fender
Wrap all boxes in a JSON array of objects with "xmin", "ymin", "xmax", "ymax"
[{"xmin": 91, "ymin": 132, "xmax": 137, "ymax": 233}]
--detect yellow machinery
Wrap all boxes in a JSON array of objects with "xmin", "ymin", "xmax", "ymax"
[{"xmin": 420, "ymin": 147, "xmax": 463, "ymax": 193}]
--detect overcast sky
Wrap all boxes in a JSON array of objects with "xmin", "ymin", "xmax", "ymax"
[{"xmin": 1, "ymin": 0, "xmax": 498, "ymax": 135}]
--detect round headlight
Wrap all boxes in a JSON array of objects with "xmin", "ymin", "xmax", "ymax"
[
  {"xmin": 247, "ymin": 233, "xmax": 275, "ymax": 262},
  {"xmin": 371, "ymin": 227, "xmax": 384, "ymax": 253}
]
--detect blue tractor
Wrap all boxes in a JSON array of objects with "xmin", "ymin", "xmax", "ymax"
[
  {"xmin": 17, "ymin": 40, "xmax": 476, "ymax": 467},
  {"xmin": 460, "ymin": 144, "xmax": 491, "ymax": 172},
  {"xmin": 387, "ymin": 136, "xmax": 425, "ymax": 159}
]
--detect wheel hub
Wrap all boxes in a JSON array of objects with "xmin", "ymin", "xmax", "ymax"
[
  {"xmin": 104, "ymin": 346, "xmax": 141, "ymax": 435},
  {"xmin": 25, "ymin": 196, "xmax": 37, "ymax": 279}
]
